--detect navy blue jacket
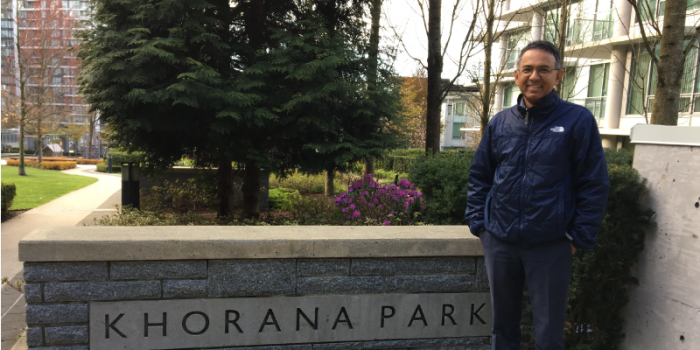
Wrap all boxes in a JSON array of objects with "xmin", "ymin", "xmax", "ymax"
[{"xmin": 465, "ymin": 90, "xmax": 609, "ymax": 249}]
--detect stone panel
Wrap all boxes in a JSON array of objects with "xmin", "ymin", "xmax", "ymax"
[
  {"xmin": 25, "ymin": 283, "xmax": 42, "ymax": 303},
  {"xmin": 26, "ymin": 326, "xmax": 43, "ymax": 347},
  {"xmin": 44, "ymin": 325, "xmax": 88, "ymax": 345},
  {"xmin": 297, "ymin": 259, "xmax": 350, "ymax": 277},
  {"xmin": 110, "ymin": 261, "xmax": 207, "ymax": 280},
  {"xmin": 362, "ymin": 337, "xmax": 490, "ymax": 349},
  {"xmin": 208, "ymin": 260, "xmax": 295, "ymax": 297},
  {"xmin": 26, "ymin": 304, "xmax": 88, "ymax": 324},
  {"xmin": 475, "ymin": 258, "xmax": 489, "ymax": 292},
  {"xmin": 311, "ymin": 342, "xmax": 363, "ymax": 350},
  {"xmin": 351, "ymin": 258, "xmax": 476, "ymax": 276},
  {"xmin": 163, "ymin": 280, "xmax": 207, "ymax": 298},
  {"xmin": 24, "ymin": 262, "xmax": 108, "ymax": 282},
  {"xmin": 385, "ymin": 275, "xmax": 474, "ymax": 293},
  {"xmin": 44, "ymin": 281, "xmax": 161, "ymax": 302},
  {"xmin": 296, "ymin": 277, "xmax": 384, "ymax": 294}
]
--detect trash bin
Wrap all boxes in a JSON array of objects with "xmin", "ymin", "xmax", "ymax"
[{"xmin": 121, "ymin": 162, "xmax": 140, "ymax": 210}]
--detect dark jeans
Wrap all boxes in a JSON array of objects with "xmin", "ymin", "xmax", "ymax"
[{"xmin": 480, "ymin": 230, "xmax": 573, "ymax": 350}]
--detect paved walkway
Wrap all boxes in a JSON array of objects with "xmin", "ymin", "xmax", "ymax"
[{"xmin": 1, "ymin": 165, "xmax": 121, "ymax": 349}]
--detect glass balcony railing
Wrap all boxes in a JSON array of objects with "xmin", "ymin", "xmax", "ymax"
[
  {"xmin": 566, "ymin": 12, "xmax": 613, "ymax": 46},
  {"xmin": 570, "ymin": 97, "xmax": 606, "ymax": 124}
]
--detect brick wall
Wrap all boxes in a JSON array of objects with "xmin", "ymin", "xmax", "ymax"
[{"xmin": 23, "ymin": 257, "xmax": 489, "ymax": 350}]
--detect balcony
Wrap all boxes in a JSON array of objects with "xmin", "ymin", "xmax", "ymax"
[
  {"xmin": 570, "ymin": 97, "xmax": 606, "ymax": 124},
  {"xmin": 566, "ymin": 13, "xmax": 614, "ymax": 47}
]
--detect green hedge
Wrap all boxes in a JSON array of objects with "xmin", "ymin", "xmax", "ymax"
[
  {"xmin": 604, "ymin": 147, "xmax": 633, "ymax": 167},
  {"xmin": 376, "ymin": 155, "xmax": 417, "ymax": 174},
  {"xmin": 407, "ymin": 151, "xmax": 475, "ymax": 224},
  {"xmin": 2, "ymin": 182, "xmax": 17, "ymax": 219},
  {"xmin": 96, "ymin": 161, "xmax": 122, "ymax": 173},
  {"xmin": 106, "ymin": 148, "xmax": 144, "ymax": 165}
]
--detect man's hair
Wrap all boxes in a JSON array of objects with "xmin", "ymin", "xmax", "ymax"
[{"xmin": 516, "ymin": 40, "xmax": 562, "ymax": 70}]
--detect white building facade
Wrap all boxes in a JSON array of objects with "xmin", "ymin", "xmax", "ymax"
[
  {"xmin": 440, "ymin": 86, "xmax": 481, "ymax": 150},
  {"xmin": 487, "ymin": 0, "xmax": 700, "ymax": 148}
]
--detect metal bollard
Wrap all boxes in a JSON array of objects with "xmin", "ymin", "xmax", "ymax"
[
  {"xmin": 107, "ymin": 154, "xmax": 112, "ymax": 173},
  {"xmin": 121, "ymin": 162, "xmax": 140, "ymax": 210}
]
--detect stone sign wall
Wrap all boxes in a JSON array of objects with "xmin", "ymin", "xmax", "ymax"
[{"xmin": 19, "ymin": 226, "xmax": 491, "ymax": 350}]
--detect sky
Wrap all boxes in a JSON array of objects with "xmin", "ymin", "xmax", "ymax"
[{"xmin": 380, "ymin": 0, "xmax": 489, "ymax": 83}]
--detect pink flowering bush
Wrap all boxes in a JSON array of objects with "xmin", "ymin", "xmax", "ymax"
[{"xmin": 334, "ymin": 174, "xmax": 423, "ymax": 225}]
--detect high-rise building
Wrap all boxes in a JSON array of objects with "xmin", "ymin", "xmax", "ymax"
[{"xmin": 483, "ymin": 0, "xmax": 700, "ymax": 148}]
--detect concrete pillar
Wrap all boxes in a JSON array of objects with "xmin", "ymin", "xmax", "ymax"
[
  {"xmin": 494, "ymin": 84, "xmax": 504, "ymax": 113},
  {"xmin": 613, "ymin": 0, "xmax": 632, "ymax": 37},
  {"xmin": 601, "ymin": 135, "xmax": 617, "ymax": 149},
  {"xmin": 531, "ymin": 12, "xmax": 544, "ymax": 41},
  {"xmin": 604, "ymin": 46, "xmax": 627, "ymax": 130}
]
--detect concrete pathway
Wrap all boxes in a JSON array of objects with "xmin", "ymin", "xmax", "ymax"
[{"xmin": 1, "ymin": 165, "xmax": 121, "ymax": 349}]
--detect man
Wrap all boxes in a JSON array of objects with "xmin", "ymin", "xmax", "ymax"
[{"xmin": 465, "ymin": 41, "xmax": 609, "ymax": 350}]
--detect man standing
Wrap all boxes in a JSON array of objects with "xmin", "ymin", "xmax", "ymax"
[{"xmin": 465, "ymin": 41, "xmax": 609, "ymax": 349}]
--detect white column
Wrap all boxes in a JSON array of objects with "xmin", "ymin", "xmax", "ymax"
[
  {"xmin": 531, "ymin": 12, "xmax": 544, "ymax": 41},
  {"xmin": 613, "ymin": 0, "xmax": 633, "ymax": 37},
  {"xmin": 604, "ymin": 46, "xmax": 627, "ymax": 131},
  {"xmin": 493, "ymin": 84, "xmax": 504, "ymax": 113}
]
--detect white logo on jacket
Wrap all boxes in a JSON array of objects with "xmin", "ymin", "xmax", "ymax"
[{"xmin": 550, "ymin": 126, "xmax": 565, "ymax": 132}]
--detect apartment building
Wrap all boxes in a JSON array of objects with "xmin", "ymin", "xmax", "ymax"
[
  {"xmin": 485, "ymin": 0, "xmax": 700, "ymax": 148},
  {"xmin": 440, "ymin": 84, "xmax": 482, "ymax": 150},
  {"xmin": 1, "ymin": 0, "xmax": 92, "ymax": 128}
]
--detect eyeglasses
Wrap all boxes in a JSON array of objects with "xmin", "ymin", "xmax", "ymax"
[{"xmin": 518, "ymin": 67, "xmax": 560, "ymax": 77}]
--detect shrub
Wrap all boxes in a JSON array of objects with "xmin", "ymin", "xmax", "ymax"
[
  {"xmin": 604, "ymin": 147, "xmax": 633, "ymax": 167},
  {"xmin": 40, "ymin": 161, "xmax": 77, "ymax": 170},
  {"xmin": 372, "ymin": 169, "xmax": 409, "ymax": 182},
  {"xmin": 96, "ymin": 161, "xmax": 122, "ymax": 173},
  {"xmin": 334, "ymin": 174, "xmax": 423, "ymax": 225},
  {"xmin": 269, "ymin": 188, "xmax": 300, "ymax": 210},
  {"xmin": 389, "ymin": 148, "xmax": 425, "ymax": 157},
  {"xmin": 95, "ymin": 206, "xmax": 214, "ymax": 226},
  {"xmin": 76, "ymin": 158, "xmax": 102, "ymax": 165},
  {"xmin": 282, "ymin": 195, "xmax": 343, "ymax": 225},
  {"xmin": 408, "ymin": 151, "xmax": 475, "ymax": 224},
  {"xmin": 141, "ymin": 179, "xmax": 216, "ymax": 216},
  {"xmin": 106, "ymin": 148, "xmax": 144, "ymax": 165},
  {"xmin": 1, "ymin": 182, "xmax": 17, "ymax": 218},
  {"xmin": 375, "ymin": 155, "xmax": 417, "ymax": 174},
  {"xmin": 269, "ymin": 171, "xmax": 344, "ymax": 194}
]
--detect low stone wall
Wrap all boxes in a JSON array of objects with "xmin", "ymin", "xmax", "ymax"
[{"xmin": 19, "ymin": 226, "xmax": 490, "ymax": 350}]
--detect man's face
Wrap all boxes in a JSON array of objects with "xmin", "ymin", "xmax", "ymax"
[{"xmin": 514, "ymin": 49, "xmax": 564, "ymax": 107}]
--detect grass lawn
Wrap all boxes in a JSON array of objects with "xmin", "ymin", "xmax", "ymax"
[{"xmin": 1, "ymin": 165, "xmax": 98, "ymax": 210}]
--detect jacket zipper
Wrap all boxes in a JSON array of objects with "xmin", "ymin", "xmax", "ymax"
[{"xmin": 520, "ymin": 109, "xmax": 533, "ymax": 246}]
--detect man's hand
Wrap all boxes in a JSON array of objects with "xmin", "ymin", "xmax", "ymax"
[{"xmin": 571, "ymin": 244, "xmax": 577, "ymax": 255}]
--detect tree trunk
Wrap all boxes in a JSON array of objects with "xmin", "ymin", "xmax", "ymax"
[
  {"xmin": 242, "ymin": 161, "xmax": 261, "ymax": 219},
  {"xmin": 426, "ymin": 0, "xmax": 443, "ymax": 155},
  {"xmin": 650, "ymin": 0, "xmax": 688, "ymax": 125},
  {"xmin": 38, "ymin": 131, "xmax": 43, "ymax": 163},
  {"xmin": 325, "ymin": 167, "xmax": 335, "ymax": 197},
  {"xmin": 18, "ymin": 119, "xmax": 27, "ymax": 176},
  {"xmin": 217, "ymin": 157, "xmax": 234, "ymax": 218},
  {"xmin": 364, "ymin": 0, "xmax": 382, "ymax": 172},
  {"xmin": 480, "ymin": 0, "xmax": 495, "ymax": 137},
  {"xmin": 362, "ymin": 158, "xmax": 374, "ymax": 176},
  {"xmin": 556, "ymin": 0, "xmax": 568, "ymax": 94}
]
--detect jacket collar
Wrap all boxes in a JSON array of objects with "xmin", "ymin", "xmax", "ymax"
[{"xmin": 516, "ymin": 89, "xmax": 560, "ymax": 119}]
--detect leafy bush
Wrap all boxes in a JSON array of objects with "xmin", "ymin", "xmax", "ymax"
[
  {"xmin": 141, "ymin": 179, "xmax": 216, "ymax": 215},
  {"xmin": 174, "ymin": 158, "xmax": 195, "ymax": 167},
  {"xmin": 389, "ymin": 148, "xmax": 425, "ymax": 157},
  {"xmin": 372, "ymin": 169, "xmax": 409, "ymax": 182},
  {"xmin": 408, "ymin": 151, "xmax": 475, "ymax": 224},
  {"xmin": 96, "ymin": 161, "xmax": 122, "ymax": 173},
  {"xmin": 76, "ymin": 158, "xmax": 102, "ymax": 165},
  {"xmin": 604, "ymin": 147, "xmax": 633, "ymax": 167},
  {"xmin": 106, "ymin": 148, "xmax": 144, "ymax": 165},
  {"xmin": 94, "ymin": 206, "xmax": 215, "ymax": 226},
  {"xmin": 2, "ymin": 182, "xmax": 17, "ymax": 218},
  {"xmin": 269, "ymin": 188, "xmax": 300, "ymax": 210},
  {"xmin": 334, "ymin": 174, "xmax": 423, "ymax": 225},
  {"xmin": 6, "ymin": 159, "xmax": 77, "ymax": 170},
  {"xmin": 281, "ymin": 195, "xmax": 343, "ymax": 225},
  {"xmin": 40, "ymin": 161, "xmax": 77, "ymax": 170},
  {"xmin": 269, "ymin": 171, "xmax": 344, "ymax": 194}
]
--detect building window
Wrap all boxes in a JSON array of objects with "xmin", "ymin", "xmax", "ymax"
[
  {"xmin": 584, "ymin": 64, "xmax": 609, "ymax": 122},
  {"xmin": 560, "ymin": 67, "xmax": 579, "ymax": 100},
  {"xmin": 506, "ymin": 30, "xmax": 529, "ymax": 70},
  {"xmin": 627, "ymin": 42, "xmax": 700, "ymax": 116},
  {"xmin": 452, "ymin": 118, "xmax": 465, "ymax": 139},
  {"xmin": 503, "ymin": 83, "xmax": 515, "ymax": 108},
  {"xmin": 566, "ymin": 0, "xmax": 613, "ymax": 46}
]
